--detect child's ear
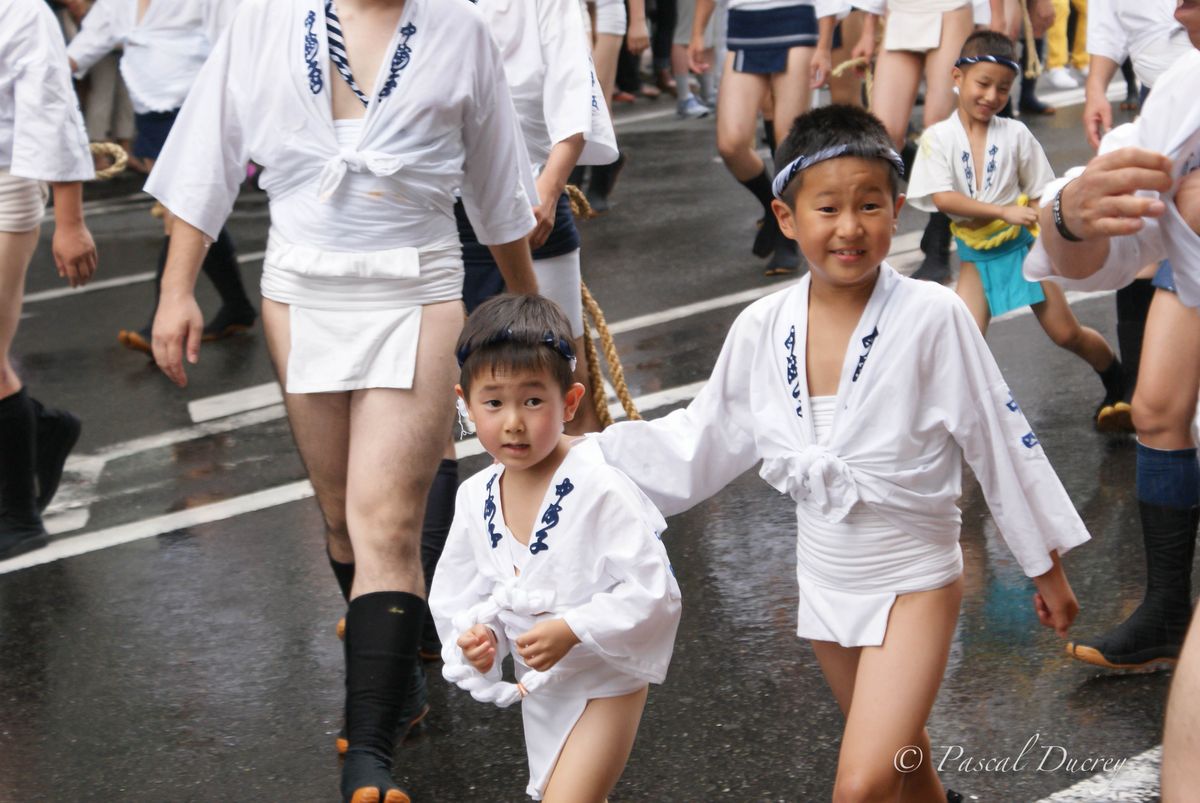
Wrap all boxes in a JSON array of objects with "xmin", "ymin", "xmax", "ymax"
[
  {"xmin": 951, "ymin": 66, "xmax": 964, "ymax": 89},
  {"xmin": 772, "ymin": 198, "xmax": 797, "ymax": 240},
  {"xmin": 455, "ymin": 384, "xmax": 473, "ymax": 420},
  {"xmin": 563, "ymin": 382, "xmax": 586, "ymax": 422},
  {"xmin": 893, "ymin": 193, "xmax": 906, "ymax": 222}
]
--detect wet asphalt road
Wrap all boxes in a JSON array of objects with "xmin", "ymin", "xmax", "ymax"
[{"xmin": 1, "ymin": 88, "xmax": 1188, "ymax": 802}]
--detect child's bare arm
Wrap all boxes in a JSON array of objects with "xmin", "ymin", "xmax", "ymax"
[
  {"xmin": 1032, "ymin": 551, "xmax": 1079, "ymax": 637},
  {"xmin": 457, "ymin": 624, "xmax": 499, "ymax": 673},
  {"xmin": 930, "ymin": 191, "xmax": 1037, "ymax": 227},
  {"xmin": 516, "ymin": 619, "xmax": 581, "ymax": 671}
]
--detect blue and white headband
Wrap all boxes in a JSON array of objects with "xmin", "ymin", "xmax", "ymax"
[
  {"xmin": 771, "ymin": 144, "xmax": 906, "ymax": 200},
  {"xmin": 955, "ymin": 55, "xmax": 1021, "ymax": 74},
  {"xmin": 456, "ymin": 328, "xmax": 577, "ymax": 373}
]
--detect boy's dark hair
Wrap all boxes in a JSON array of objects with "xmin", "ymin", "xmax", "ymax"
[
  {"xmin": 457, "ymin": 294, "xmax": 576, "ymax": 396},
  {"xmin": 774, "ymin": 105, "xmax": 901, "ymax": 203},
  {"xmin": 959, "ymin": 30, "xmax": 1018, "ymax": 63}
]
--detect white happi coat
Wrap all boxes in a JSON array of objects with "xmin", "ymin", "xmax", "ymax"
[
  {"xmin": 595, "ymin": 263, "xmax": 1090, "ymax": 592},
  {"xmin": 429, "ymin": 439, "xmax": 680, "ymax": 799},
  {"xmin": 907, "ymin": 113, "xmax": 1056, "ymax": 219},
  {"xmin": 477, "ymin": 0, "xmax": 617, "ymax": 171},
  {"xmin": 0, "ymin": 0, "xmax": 93, "ymax": 182},
  {"xmin": 66, "ymin": 0, "xmax": 239, "ymax": 115},
  {"xmin": 144, "ymin": 0, "xmax": 534, "ymax": 249},
  {"xmin": 1025, "ymin": 50, "xmax": 1200, "ymax": 308}
]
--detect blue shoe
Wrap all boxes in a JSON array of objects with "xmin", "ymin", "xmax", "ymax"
[{"xmin": 676, "ymin": 96, "xmax": 710, "ymax": 119}]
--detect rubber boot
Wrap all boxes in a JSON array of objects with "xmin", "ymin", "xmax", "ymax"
[
  {"xmin": 585, "ymin": 152, "xmax": 626, "ymax": 213},
  {"xmin": 30, "ymin": 397, "xmax": 81, "ymax": 512},
  {"xmin": 200, "ymin": 227, "xmax": 257, "ymax": 341},
  {"xmin": 1115, "ymin": 279, "xmax": 1155, "ymax": 400},
  {"xmin": 1068, "ymin": 502, "xmax": 1199, "ymax": 669},
  {"xmin": 911, "ymin": 212, "xmax": 952, "ymax": 283},
  {"xmin": 0, "ymin": 388, "xmax": 48, "ymax": 560},
  {"xmin": 420, "ymin": 458, "xmax": 457, "ymax": 659}
]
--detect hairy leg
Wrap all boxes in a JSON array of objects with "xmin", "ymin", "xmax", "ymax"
[
  {"xmin": 0, "ymin": 229, "xmax": 40, "ymax": 397},
  {"xmin": 832, "ymin": 578, "xmax": 962, "ymax": 803},
  {"xmin": 1032, "ymin": 281, "xmax": 1116, "ymax": 370},
  {"xmin": 921, "ymin": 5, "xmax": 975, "ymax": 129},
  {"xmin": 869, "ymin": 48, "xmax": 923, "ymax": 149},
  {"xmin": 954, "ymin": 262, "xmax": 991, "ymax": 334},
  {"xmin": 542, "ymin": 686, "xmax": 649, "ymax": 803},
  {"xmin": 1162, "ymin": 614, "xmax": 1200, "ymax": 799},
  {"xmin": 1132, "ymin": 290, "xmax": 1200, "ymax": 451},
  {"xmin": 770, "ymin": 46, "xmax": 817, "ymax": 139},
  {"xmin": 715, "ymin": 54, "xmax": 772, "ymax": 180},
  {"xmin": 345, "ymin": 300, "xmax": 462, "ymax": 596}
]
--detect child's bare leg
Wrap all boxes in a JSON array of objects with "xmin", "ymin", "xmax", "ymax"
[
  {"xmin": 831, "ymin": 578, "xmax": 963, "ymax": 803},
  {"xmin": 1031, "ymin": 282, "xmax": 1115, "ymax": 371},
  {"xmin": 542, "ymin": 686, "xmax": 649, "ymax": 803},
  {"xmin": 869, "ymin": 49, "xmax": 922, "ymax": 149},
  {"xmin": 1132, "ymin": 290, "xmax": 1200, "ymax": 451},
  {"xmin": 715, "ymin": 56, "xmax": 771, "ymax": 179},
  {"xmin": 954, "ymin": 262, "xmax": 991, "ymax": 335},
  {"xmin": 920, "ymin": 6, "xmax": 975, "ymax": 129}
]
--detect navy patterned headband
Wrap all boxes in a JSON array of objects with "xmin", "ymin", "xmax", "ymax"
[
  {"xmin": 772, "ymin": 144, "xmax": 906, "ymax": 200},
  {"xmin": 456, "ymin": 328, "xmax": 577, "ymax": 372},
  {"xmin": 955, "ymin": 55, "xmax": 1021, "ymax": 74}
]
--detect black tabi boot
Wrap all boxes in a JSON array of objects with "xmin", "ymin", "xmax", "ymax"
[
  {"xmin": 420, "ymin": 458, "xmax": 457, "ymax": 659},
  {"xmin": 911, "ymin": 212, "xmax": 952, "ymax": 283},
  {"xmin": 741, "ymin": 169, "xmax": 780, "ymax": 259},
  {"xmin": 30, "ymin": 397, "xmax": 81, "ymax": 512},
  {"xmin": 200, "ymin": 227, "xmax": 257, "ymax": 341},
  {"xmin": 340, "ymin": 591, "xmax": 425, "ymax": 803},
  {"xmin": 1093, "ymin": 358, "xmax": 1133, "ymax": 433},
  {"xmin": 0, "ymin": 388, "xmax": 49, "ymax": 561},
  {"xmin": 1116, "ymin": 279, "xmax": 1155, "ymax": 400},
  {"xmin": 585, "ymin": 152, "xmax": 626, "ymax": 214},
  {"xmin": 1067, "ymin": 503, "xmax": 1199, "ymax": 669}
]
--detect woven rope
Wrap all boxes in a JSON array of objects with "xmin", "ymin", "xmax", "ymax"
[
  {"xmin": 565, "ymin": 183, "xmax": 596, "ymax": 221},
  {"xmin": 581, "ymin": 282, "xmax": 641, "ymax": 427},
  {"xmin": 1021, "ymin": 3, "xmax": 1043, "ymax": 79},
  {"xmin": 89, "ymin": 142, "xmax": 127, "ymax": 181},
  {"xmin": 830, "ymin": 57, "xmax": 874, "ymax": 106}
]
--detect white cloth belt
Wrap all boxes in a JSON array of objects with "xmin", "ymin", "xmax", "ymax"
[
  {"xmin": 759, "ymin": 445, "xmax": 860, "ymax": 523},
  {"xmin": 317, "ymin": 149, "xmax": 405, "ymax": 202},
  {"xmin": 442, "ymin": 582, "xmax": 569, "ymax": 708}
]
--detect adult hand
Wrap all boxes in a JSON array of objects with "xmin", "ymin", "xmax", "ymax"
[
  {"xmin": 810, "ymin": 47, "xmax": 833, "ymax": 89},
  {"xmin": 1083, "ymin": 92, "xmax": 1113, "ymax": 151},
  {"xmin": 849, "ymin": 29, "xmax": 876, "ymax": 65},
  {"xmin": 51, "ymin": 221, "xmax": 97, "ymax": 288},
  {"xmin": 626, "ymin": 19, "xmax": 650, "ymax": 55},
  {"xmin": 1059, "ymin": 148, "xmax": 1175, "ymax": 239},
  {"xmin": 152, "ymin": 290, "xmax": 204, "ymax": 388},
  {"xmin": 688, "ymin": 35, "xmax": 711, "ymax": 73},
  {"xmin": 456, "ymin": 624, "xmax": 498, "ymax": 673},
  {"xmin": 1029, "ymin": 0, "xmax": 1055, "ymax": 37},
  {"xmin": 516, "ymin": 618, "xmax": 580, "ymax": 671}
]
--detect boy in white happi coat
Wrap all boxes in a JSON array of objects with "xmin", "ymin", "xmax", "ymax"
[
  {"xmin": 593, "ymin": 105, "xmax": 1087, "ymax": 800},
  {"xmin": 0, "ymin": 0, "xmax": 98, "ymax": 561},
  {"xmin": 430, "ymin": 294, "xmax": 680, "ymax": 802},
  {"xmin": 907, "ymin": 31, "xmax": 1127, "ymax": 432},
  {"xmin": 66, "ymin": 0, "xmax": 258, "ymax": 353},
  {"xmin": 146, "ymin": 0, "xmax": 540, "ymax": 800}
]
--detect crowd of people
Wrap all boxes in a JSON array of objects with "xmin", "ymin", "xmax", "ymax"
[{"xmin": 2, "ymin": 0, "xmax": 1199, "ymax": 800}]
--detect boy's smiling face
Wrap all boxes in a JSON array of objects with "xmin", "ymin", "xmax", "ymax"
[
  {"xmin": 953, "ymin": 62, "xmax": 1016, "ymax": 124},
  {"xmin": 772, "ymin": 156, "xmax": 903, "ymax": 289}
]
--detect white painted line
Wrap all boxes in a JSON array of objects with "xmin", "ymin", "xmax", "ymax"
[
  {"xmin": 189, "ymin": 382, "xmax": 282, "ymax": 423},
  {"xmin": 1036, "ymin": 745, "xmax": 1160, "ymax": 802},
  {"xmin": 44, "ymin": 508, "xmax": 90, "ymax": 535},
  {"xmin": 22, "ymin": 250, "xmax": 266, "ymax": 306},
  {"xmin": 612, "ymin": 107, "xmax": 679, "ymax": 127},
  {"xmin": 0, "ymin": 480, "xmax": 315, "ymax": 574}
]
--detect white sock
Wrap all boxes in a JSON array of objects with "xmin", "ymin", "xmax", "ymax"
[
  {"xmin": 698, "ymin": 72, "xmax": 714, "ymax": 102},
  {"xmin": 675, "ymin": 72, "xmax": 692, "ymax": 102}
]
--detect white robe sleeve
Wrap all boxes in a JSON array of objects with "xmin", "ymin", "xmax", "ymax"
[
  {"xmin": 906, "ymin": 124, "xmax": 956, "ymax": 214},
  {"xmin": 932, "ymin": 297, "xmax": 1091, "ymax": 577},
  {"xmin": 66, "ymin": 0, "xmax": 124, "ymax": 78},
  {"xmin": 850, "ymin": 0, "xmax": 886, "ymax": 15},
  {"xmin": 9, "ymin": 2, "xmax": 93, "ymax": 182},
  {"xmin": 143, "ymin": 25, "xmax": 248, "ymax": 241},
  {"xmin": 1085, "ymin": 0, "xmax": 1128, "ymax": 65},
  {"xmin": 814, "ymin": 0, "xmax": 849, "ymax": 20},
  {"xmin": 1017, "ymin": 124, "xmax": 1056, "ymax": 202},
  {"xmin": 560, "ymin": 473, "xmax": 680, "ymax": 684},
  {"xmin": 459, "ymin": 29, "xmax": 537, "ymax": 245},
  {"xmin": 593, "ymin": 307, "xmax": 762, "ymax": 517},
  {"xmin": 429, "ymin": 486, "xmax": 513, "ymax": 682},
  {"xmin": 538, "ymin": 0, "xmax": 593, "ymax": 150}
]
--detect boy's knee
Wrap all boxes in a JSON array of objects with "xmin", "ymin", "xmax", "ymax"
[
  {"xmin": 1045, "ymin": 320, "xmax": 1081, "ymax": 351},
  {"xmin": 832, "ymin": 766, "xmax": 902, "ymax": 803}
]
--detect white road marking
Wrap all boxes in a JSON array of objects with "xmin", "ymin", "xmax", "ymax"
[
  {"xmin": 1034, "ymin": 745, "xmax": 1161, "ymax": 802},
  {"xmin": 189, "ymin": 382, "xmax": 283, "ymax": 423},
  {"xmin": 23, "ymin": 250, "xmax": 266, "ymax": 305}
]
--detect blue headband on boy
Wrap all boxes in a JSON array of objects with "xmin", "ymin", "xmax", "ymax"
[
  {"xmin": 771, "ymin": 144, "xmax": 906, "ymax": 200},
  {"xmin": 456, "ymin": 328, "xmax": 577, "ymax": 372},
  {"xmin": 955, "ymin": 55, "xmax": 1021, "ymax": 74}
]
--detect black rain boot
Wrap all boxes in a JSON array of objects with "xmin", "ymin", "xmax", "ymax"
[
  {"xmin": 328, "ymin": 546, "xmax": 355, "ymax": 602},
  {"xmin": 340, "ymin": 591, "xmax": 424, "ymax": 803},
  {"xmin": 0, "ymin": 388, "xmax": 49, "ymax": 561},
  {"xmin": 764, "ymin": 237, "xmax": 799, "ymax": 277},
  {"xmin": 1093, "ymin": 358, "xmax": 1132, "ymax": 433},
  {"xmin": 912, "ymin": 212, "xmax": 952, "ymax": 283},
  {"xmin": 740, "ymin": 169, "xmax": 779, "ymax": 259},
  {"xmin": 1116, "ymin": 279, "xmax": 1155, "ymax": 401},
  {"xmin": 585, "ymin": 152, "xmax": 626, "ymax": 214},
  {"xmin": 1067, "ymin": 502, "xmax": 1199, "ymax": 669},
  {"xmin": 201, "ymin": 227, "xmax": 257, "ymax": 341},
  {"xmin": 30, "ymin": 397, "xmax": 81, "ymax": 512},
  {"xmin": 420, "ymin": 458, "xmax": 457, "ymax": 660}
]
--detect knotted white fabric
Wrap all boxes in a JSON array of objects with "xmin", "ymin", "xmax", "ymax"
[
  {"xmin": 316, "ymin": 150, "xmax": 405, "ymax": 202},
  {"xmin": 759, "ymin": 445, "xmax": 859, "ymax": 523}
]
